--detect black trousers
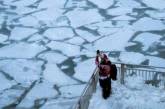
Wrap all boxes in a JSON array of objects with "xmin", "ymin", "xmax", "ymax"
[{"xmin": 99, "ymin": 77, "xmax": 111, "ymax": 99}]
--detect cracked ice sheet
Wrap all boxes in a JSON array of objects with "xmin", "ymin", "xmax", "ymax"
[
  {"xmin": 134, "ymin": 33, "xmax": 162, "ymax": 51},
  {"xmin": 119, "ymin": 52, "xmax": 146, "ymax": 65},
  {"xmin": 132, "ymin": 17, "xmax": 165, "ymax": 31},
  {"xmin": 93, "ymin": 27, "xmax": 134, "ymax": 51},
  {"xmin": 44, "ymin": 27, "xmax": 74, "ymax": 40},
  {"xmin": 44, "ymin": 63, "xmax": 77, "ymax": 86},
  {"xmin": 0, "ymin": 42, "xmax": 46, "ymax": 58},
  {"xmin": 17, "ymin": 80, "xmax": 57, "ymax": 108},
  {"xmin": 60, "ymin": 84, "xmax": 86, "ymax": 98},
  {"xmin": 0, "ymin": 59, "xmax": 43, "ymax": 84},
  {"xmin": 18, "ymin": 16, "xmax": 40, "ymax": 27},
  {"xmin": 10, "ymin": 0, "xmax": 38, "ymax": 7},
  {"xmin": 74, "ymin": 58, "xmax": 96, "ymax": 82},
  {"xmin": 66, "ymin": 37, "xmax": 85, "ymax": 45},
  {"xmin": 47, "ymin": 41, "xmax": 80, "ymax": 57},
  {"xmin": 88, "ymin": 0, "xmax": 114, "ymax": 9},
  {"xmin": 142, "ymin": 0, "xmax": 165, "ymax": 10},
  {"xmin": 112, "ymin": 15, "xmax": 136, "ymax": 21},
  {"xmin": 66, "ymin": 9, "xmax": 103, "ymax": 28},
  {"xmin": 0, "ymin": 89, "xmax": 24, "ymax": 108},
  {"xmin": 0, "ymin": 73, "xmax": 16, "ymax": 92},
  {"xmin": 38, "ymin": 51, "xmax": 67, "ymax": 64},
  {"xmin": 10, "ymin": 27, "xmax": 37, "ymax": 41}
]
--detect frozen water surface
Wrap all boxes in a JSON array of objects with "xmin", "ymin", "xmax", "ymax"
[{"xmin": 0, "ymin": 0, "xmax": 165, "ymax": 108}]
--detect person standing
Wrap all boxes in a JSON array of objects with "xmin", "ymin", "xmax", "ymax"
[{"xmin": 95, "ymin": 50, "xmax": 111, "ymax": 99}]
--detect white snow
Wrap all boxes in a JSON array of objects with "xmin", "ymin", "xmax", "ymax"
[
  {"xmin": 132, "ymin": 17, "xmax": 165, "ymax": 31},
  {"xmin": 74, "ymin": 58, "xmax": 96, "ymax": 82},
  {"xmin": 134, "ymin": 33, "xmax": 162, "ymax": 51},
  {"xmin": 66, "ymin": 9, "xmax": 103, "ymax": 28},
  {"xmin": 89, "ymin": 75, "xmax": 165, "ymax": 109},
  {"xmin": 44, "ymin": 27, "xmax": 74, "ymax": 40},
  {"xmin": 47, "ymin": 41, "xmax": 80, "ymax": 57},
  {"xmin": 0, "ymin": 59, "xmax": 43, "ymax": 84},
  {"xmin": 0, "ymin": 42, "xmax": 46, "ymax": 58},
  {"xmin": 119, "ymin": 52, "xmax": 146, "ymax": 65},
  {"xmin": 142, "ymin": 0, "xmax": 165, "ymax": 10},
  {"xmin": 10, "ymin": 27, "xmax": 37, "ymax": 41},
  {"xmin": 44, "ymin": 63, "xmax": 77, "ymax": 86},
  {"xmin": 88, "ymin": 0, "xmax": 114, "ymax": 9},
  {"xmin": 94, "ymin": 27, "xmax": 134, "ymax": 51}
]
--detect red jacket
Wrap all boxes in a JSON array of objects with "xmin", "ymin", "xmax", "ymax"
[{"xmin": 99, "ymin": 64, "xmax": 111, "ymax": 77}]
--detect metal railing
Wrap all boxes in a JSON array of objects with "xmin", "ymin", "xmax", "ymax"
[{"xmin": 73, "ymin": 62, "xmax": 165, "ymax": 109}]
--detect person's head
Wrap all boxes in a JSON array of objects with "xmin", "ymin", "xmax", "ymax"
[{"xmin": 97, "ymin": 50, "xmax": 104, "ymax": 58}]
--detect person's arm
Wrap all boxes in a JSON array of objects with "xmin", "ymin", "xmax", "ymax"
[{"xmin": 95, "ymin": 56, "xmax": 99, "ymax": 65}]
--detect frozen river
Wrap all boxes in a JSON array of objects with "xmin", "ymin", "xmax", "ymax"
[{"xmin": 0, "ymin": 0, "xmax": 165, "ymax": 109}]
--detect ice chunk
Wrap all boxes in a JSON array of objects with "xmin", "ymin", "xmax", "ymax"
[
  {"xmin": 44, "ymin": 63, "xmax": 77, "ymax": 86},
  {"xmin": 142, "ymin": 0, "xmax": 165, "ymax": 10},
  {"xmin": 60, "ymin": 84, "xmax": 85, "ymax": 98},
  {"xmin": 44, "ymin": 27, "xmax": 74, "ymax": 40},
  {"xmin": 0, "ymin": 42, "xmax": 46, "ymax": 58},
  {"xmin": 134, "ymin": 33, "xmax": 162, "ymax": 51},
  {"xmin": 18, "ymin": 16, "xmax": 39, "ymax": 27},
  {"xmin": 74, "ymin": 58, "xmax": 96, "ymax": 82},
  {"xmin": 94, "ymin": 27, "xmax": 134, "ymax": 51},
  {"xmin": 0, "ymin": 34, "xmax": 8, "ymax": 43},
  {"xmin": 10, "ymin": 27, "xmax": 37, "ymax": 41},
  {"xmin": 66, "ymin": 9, "xmax": 103, "ymax": 28},
  {"xmin": 0, "ymin": 59, "xmax": 43, "ymax": 84},
  {"xmin": 146, "ymin": 56, "xmax": 165, "ymax": 67},
  {"xmin": 38, "ymin": 51, "xmax": 67, "ymax": 64},
  {"xmin": 132, "ymin": 17, "xmax": 165, "ymax": 31},
  {"xmin": 107, "ymin": 7, "xmax": 132, "ymax": 16},
  {"xmin": 18, "ymin": 80, "xmax": 58, "ymax": 108},
  {"xmin": 0, "ymin": 73, "xmax": 16, "ymax": 91},
  {"xmin": 47, "ymin": 41, "xmax": 80, "ymax": 57},
  {"xmin": 119, "ymin": 52, "xmax": 146, "ymax": 64},
  {"xmin": 146, "ymin": 10, "xmax": 165, "ymax": 19},
  {"xmin": 66, "ymin": 37, "xmax": 85, "ymax": 45},
  {"xmin": 88, "ymin": 0, "xmax": 114, "ymax": 9},
  {"xmin": 112, "ymin": 15, "xmax": 135, "ymax": 20},
  {"xmin": 116, "ymin": 0, "xmax": 141, "ymax": 8}
]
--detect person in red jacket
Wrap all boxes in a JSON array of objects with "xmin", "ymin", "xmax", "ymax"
[{"xmin": 95, "ymin": 50, "xmax": 111, "ymax": 99}]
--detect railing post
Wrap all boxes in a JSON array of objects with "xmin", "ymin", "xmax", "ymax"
[{"xmin": 120, "ymin": 64, "xmax": 125, "ymax": 84}]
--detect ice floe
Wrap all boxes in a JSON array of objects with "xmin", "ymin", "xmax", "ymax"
[
  {"xmin": 0, "ymin": 34, "xmax": 8, "ymax": 43},
  {"xmin": 88, "ymin": 0, "xmax": 114, "ymax": 9},
  {"xmin": 142, "ymin": 0, "xmax": 165, "ymax": 10},
  {"xmin": 47, "ymin": 41, "xmax": 80, "ymax": 57},
  {"xmin": 66, "ymin": 9, "xmax": 103, "ymax": 28},
  {"xmin": 119, "ymin": 52, "xmax": 146, "ymax": 64},
  {"xmin": 94, "ymin": 27, "xmax": 134, "ymax": 51},
  {"xmin": 134, "ymin": 33, "xmax": 162, "ymax": 51},
  {"xmin": 44, "ymin": 27, "xmax": 74, "ymax": 40},
  {"xmin": 132, "ymin": 17, "xmax": 165, "ymax": 31},
  {"xmin": 0, "ymin": 42, "xmax": 46, "ymax": 58},
  {"xmin": 0, "ymin": 59, "xmax": 43, "ymax": 84},
  {"xmin": 10, "ymin": 27, "xmax": 37, "ymax": 41},
  {"xmin": 74, "ymin": 58, "xmax": 96, "ymax": 82},
  {"xmin": 43, "ymin": 63, "xmax": 77, "ymax": 86},
  {"xmin": 17, "ymin": 80, "xmax": 58, "ymax": 108},
  {"xmin": 66, "ymin": 36, "xmax": 85, "ymax": 45}
]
